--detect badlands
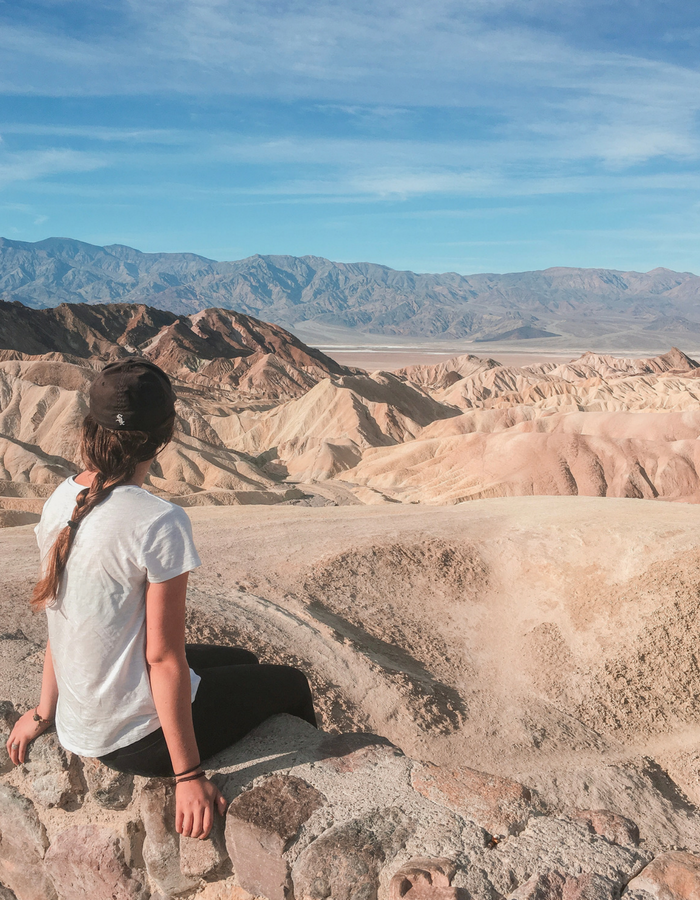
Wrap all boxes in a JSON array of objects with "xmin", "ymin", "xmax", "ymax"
[
  {"xmin": 3, "ymin": 300, "xmax": 700, "ymax": 898},
  {"xmin": 1, "ymin": 300, "xmax": 700, "ymax": 519}
]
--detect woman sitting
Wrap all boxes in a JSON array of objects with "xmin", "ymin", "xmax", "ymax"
[{"xmin": 6, "ymin": 358, "xmax": 317, "ymax": 840}]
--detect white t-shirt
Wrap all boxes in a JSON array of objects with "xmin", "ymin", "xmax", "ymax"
[{"xmin": 35, "ymin": 476, "xmax": 202, "ymax": 757}]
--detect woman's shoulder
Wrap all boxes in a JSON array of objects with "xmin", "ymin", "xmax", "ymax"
[
  {"xmin": 111, "ymin": 486, "xmax": 184, "ymax": 517},
  {"xmin": 108, "ymin": 487, "xmax": 192, "ymax": 532},
  {"xmin": 37, "ymin": 476, "xmax": 82, "ymax": 527}
]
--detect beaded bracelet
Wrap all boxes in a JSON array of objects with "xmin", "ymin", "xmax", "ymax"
[{"xmin": 32, "ymin": 707, "xmax": 53, "ymax": 727}]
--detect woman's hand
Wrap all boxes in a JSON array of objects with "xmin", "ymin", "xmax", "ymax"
[
  {"xmin": 175, "ymin": 776, "xmax": 227, "ymax": 840},
  {"xmin": 6, "ymin": 709, "xmax": 53, "ymax": 765}
]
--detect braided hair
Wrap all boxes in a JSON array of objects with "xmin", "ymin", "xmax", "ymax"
[{"xmin": 31, "ymin": 412, "xmax": 175, "ymax": 611}]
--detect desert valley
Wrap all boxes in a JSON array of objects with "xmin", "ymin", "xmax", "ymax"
[{"xmin": 3, "ymin": 246, "xmax": 700, "ymax": 900}]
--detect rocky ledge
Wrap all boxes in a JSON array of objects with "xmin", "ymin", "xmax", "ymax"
[{"xmin": 0, "ymin": 703, "xmax": 697, "ymax": 900}]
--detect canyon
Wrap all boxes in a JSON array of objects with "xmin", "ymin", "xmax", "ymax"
[{"xmin": 0, "ymin": 300, "xmax": 699, "ymax": 523}]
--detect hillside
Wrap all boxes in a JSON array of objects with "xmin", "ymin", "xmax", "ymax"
[
  {"xmin": 3, "ymin": 237, "xmax": 700, "ymax": 347},
  {"xmin": 1, "ymin": 299, "xmax": 700, "ymax": 517}
]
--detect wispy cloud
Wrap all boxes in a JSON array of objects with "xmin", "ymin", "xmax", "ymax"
[
  {"xmin": 0, "ymin": 148, "xmax": 107, "ymax": 189},
  {"xmin": 0, "ymin": 124, "xmax": 186, "ymax": 144},
  {"xmin": 2, "ymin": 1, "xmax": 699, "ymax": 176},
  {"xmin": 1, "ymin": 1, "xmax": 699, "ymax": 272}
]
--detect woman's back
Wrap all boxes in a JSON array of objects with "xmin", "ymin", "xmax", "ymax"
[{"xmin": 37, "ymin": 476, "xmax": 200, "ymax": 757}]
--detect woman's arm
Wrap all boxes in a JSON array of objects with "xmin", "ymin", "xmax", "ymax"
[
  {"xmin": 145, "ymin": 572, "xmax": 226, "ymax": 840},
  {"xmin": 6, "ymin": 641, "xmax": 58, "ymax": 765}
]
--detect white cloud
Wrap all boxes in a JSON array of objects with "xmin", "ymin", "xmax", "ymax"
[
  {"xmin": 0, "ymin": 149, "xmax": 107, "ymax": 189},
  {"xmin": 0, "ymin": 124, "xmax": 186, "ymax": 144}
]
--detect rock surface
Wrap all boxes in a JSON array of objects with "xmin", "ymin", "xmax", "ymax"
[
  {"xmin": 225, "ymin": 775, "xmax": 325, "ymax": 899},
  {"xmin": 44, "ymin": 825, "xmax": 148, "ymax": 900},
  {"xmin": 0, "ymin": 782, "xmax": 56, "ymax": 900},
  {"xmin": 0, "ymin": 710, "xmax": 662, "ymax": 900},
  {"xmin": 626, "ymin": 851, "xmax": 700, "ymax": 900},
  {"xmin": 411, "ymin": 763, "xmax": 542, "ymax": 836},
  {"xmin": 7, "ymin": 498, "xmax": 700, "ymax": 863}
]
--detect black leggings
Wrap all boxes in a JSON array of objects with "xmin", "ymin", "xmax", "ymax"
[{"xmin": 99, "ymin": 644, "xmax": 317, "ymax": 777}]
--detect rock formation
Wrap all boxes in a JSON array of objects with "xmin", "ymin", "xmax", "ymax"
[
  {"xmin": 7, "ymin": 498, "xmax": 700, "ymax": 861},
  {"xmin": 1, "ymin": 299, "xmax": 699, "ymax": 516},
  {"xmin": 0, "ymin": 709, "xmax": 679, "ymax": 900}
]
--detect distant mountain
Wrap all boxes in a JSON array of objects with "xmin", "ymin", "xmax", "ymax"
[{"xmin": 3, "ymin": 236, "xmax": 700, "ymax": 345}]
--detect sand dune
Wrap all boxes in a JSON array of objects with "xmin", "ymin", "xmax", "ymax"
[
  {"xmin": 210, "ymin": 347, "xmax": 700, "ymax": 502},
  {"xmin": 3, "ymin": 345, "xmax": 700, "ymax": 512},
  {"xmin": 429, "ymin": 349, "xmax": 700, "ymax": 413},
  {"xmin": 338, "ymin": 429, "xmax": 700, "ymax": 503},
  {"xmin": 209, "ymin": 371, "xmax": 458, "ymax": 481}
]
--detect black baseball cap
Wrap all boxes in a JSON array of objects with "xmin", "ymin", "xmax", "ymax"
[{"xmin": 89, "ymin": 358, "xmax": 176, "ymax": 432}]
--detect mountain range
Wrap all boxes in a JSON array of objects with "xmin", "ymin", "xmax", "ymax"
[{"xmin": 3, "ymin": 237, "xmax": 700, "ymax": 348}]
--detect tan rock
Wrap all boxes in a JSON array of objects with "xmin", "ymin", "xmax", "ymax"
[
  {"xmin": 627, "ymin": 851, "xmax": 700, "ymax": 900},
  {"xmin": 570, "ymin": 809, "xmax": 639, "ymax": 847},
  {"xmin": 180, "ymin": 812, "xmax": 229, "ymax": 878},
  {"xmin": 0, "ymin": 783, "xmax": 56, "ymax": 900},
  {"xmin": 510, "ymin": 873, "xmax": 567, "ymax": 900},
  {"xmin": 292, "ymin": 807, "xmax": 413, "ymax": 900},
  {"xmin": 0, "ymin": 702, "xmax": 18, "ymax": 775},
  {"xmin": 140, "ymin": 779, "xmax": 198, "ymax": 897},
  {"xmin": 192, "ymin": 880, "xmax": 256, "ymax": 900},
  {"xmin": 22, "ymin": 731, "xmax": 83, "ymax": 809},
  {"xmin": 315, "ymin": 732, "xmax": 403, "ymax": 773},
  {"xmin": 225, "ymin": 775, "xmax": 325, "ymax": 900},
  {"xmin": 81, "ymin": 757, "xmax": 134, "ymax": 810},
  {"xmin": 389, "ymin": 858, "xmax": 464, "ymax": 899},
  {"xmin": 44, "ymin": 825, "xmax": 147, "ymax": 900},
  {"xmin": 509, "ymin": 873, "xmax": 618, "ymax": 900},
  {"xmin": 411, "ymin": 763, "xmax": 540, "ymax": 836},
  {"xmin": 562, "ymin": 874, "xmax": 619, "ymax": 900}
]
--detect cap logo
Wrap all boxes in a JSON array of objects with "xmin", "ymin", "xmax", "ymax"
[{"xmin": 116, "ymin": 414, "xmax": 125, "ymax": 426}]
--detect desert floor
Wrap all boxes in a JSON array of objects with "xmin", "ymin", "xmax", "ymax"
[{"xmin": 5, "ymin": 495, "xmax": 700, "ymax": 848}]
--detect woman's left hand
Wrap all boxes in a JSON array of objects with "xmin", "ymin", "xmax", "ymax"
[
  {"xmin": 175, "ymin": 776, "xmax": 228, "ymax": 840},
  {"xmin": 6, "ymin": 710, "xmax": 53, "ymax": 765}
]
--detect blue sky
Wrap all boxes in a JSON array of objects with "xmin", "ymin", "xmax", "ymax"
[{"xmin": 1, "ymin": 0, "xmax": 700, "ymax": 274}]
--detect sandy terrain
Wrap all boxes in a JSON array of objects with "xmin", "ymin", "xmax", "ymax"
[
  {"xmin": 5, "ymin": 496, "xmax": 700, "ymax": 848},
  {"xmin": 2, "ymin": 346, "xmax": 700, "ymax": 519}
]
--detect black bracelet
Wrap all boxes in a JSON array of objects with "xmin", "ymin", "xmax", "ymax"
[
  {"xmin": 173, "ymin": 762, "xmax": 202, "ymax": 778},
  {"xmin": 176, "ymin": 771, "xmax": 205, "ymax": 785}
]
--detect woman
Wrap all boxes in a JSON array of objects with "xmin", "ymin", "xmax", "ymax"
[{"xmin": 6, "ymin": 358, "xmax": 317, "ymax": 840}]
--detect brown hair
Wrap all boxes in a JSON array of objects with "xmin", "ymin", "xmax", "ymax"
[{"xmin": 31, "ymin": 412, "xmax": 175, "ymax": 611}]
